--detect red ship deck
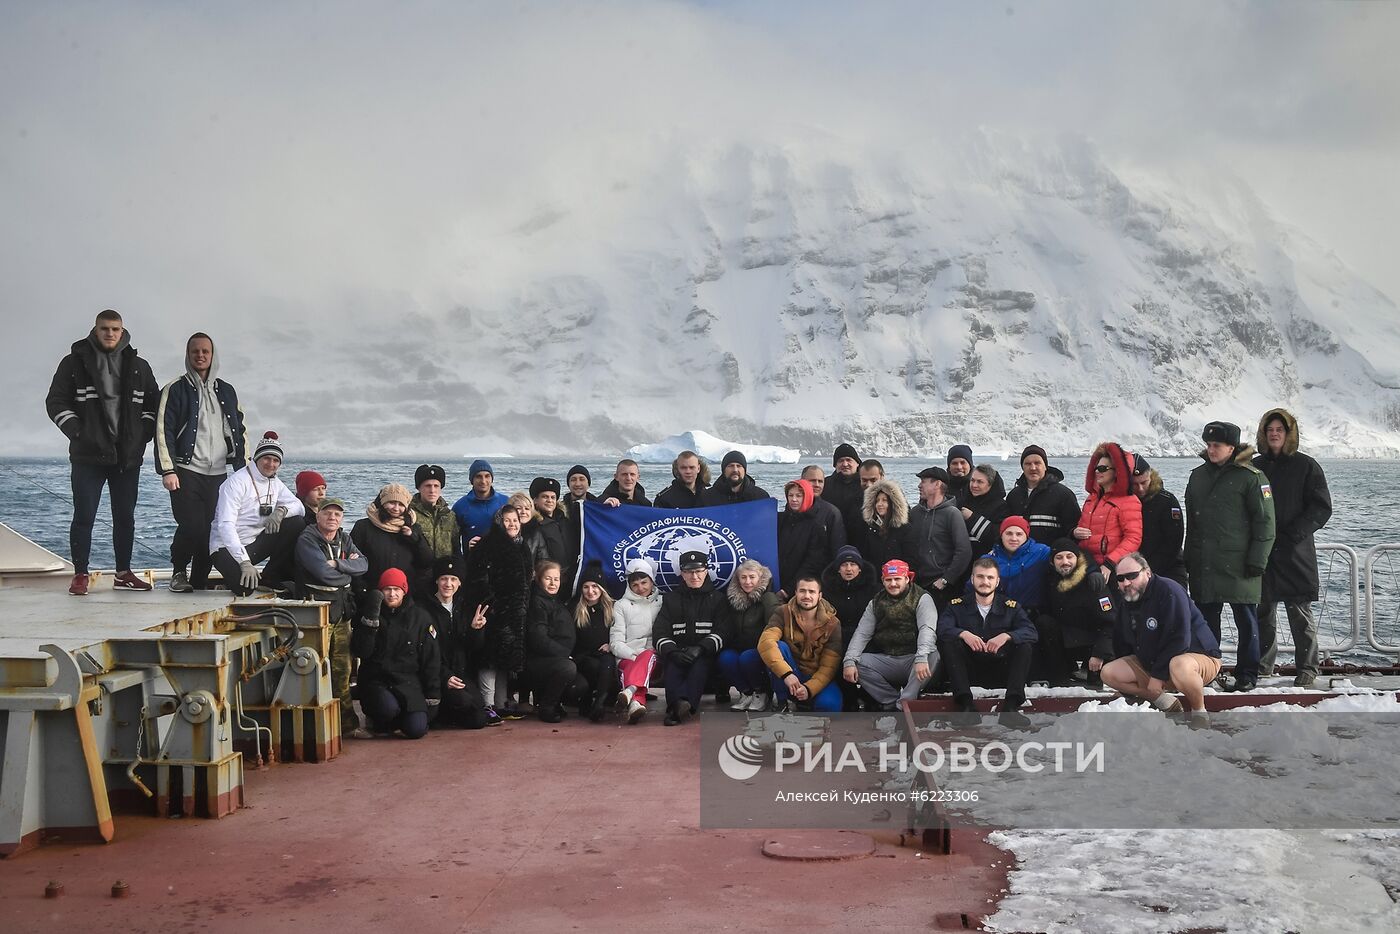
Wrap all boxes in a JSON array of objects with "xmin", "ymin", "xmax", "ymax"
[{"xmin": 0, "ymin": 711, "xmax": 1012, "ymax": 933}]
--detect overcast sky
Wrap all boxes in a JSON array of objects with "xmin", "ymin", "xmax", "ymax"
[{"xmin": 3, "ymin": 0, "xmax": 1396, "ymax": 454}]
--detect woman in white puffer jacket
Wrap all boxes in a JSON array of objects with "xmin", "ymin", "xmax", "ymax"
[{"xmin": 609, "ymin": 557, "xmax": 663, "ymax": 724}]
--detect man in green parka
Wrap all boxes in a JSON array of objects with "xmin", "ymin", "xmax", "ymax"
[{"xmin": 1184, "ymin": 420, "xmax": 1276, "ymax": 693}]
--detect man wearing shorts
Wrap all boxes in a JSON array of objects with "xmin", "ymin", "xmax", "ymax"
[{"xmin": 1101, "ymin": 552, "xmax": 1222, "ymax": 728}]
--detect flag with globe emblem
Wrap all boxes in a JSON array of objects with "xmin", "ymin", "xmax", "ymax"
[{"xmin": 578, "ymin": 500, "xmax": 779, "ymax": 595}]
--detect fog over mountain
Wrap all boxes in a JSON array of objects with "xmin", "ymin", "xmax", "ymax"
[{"xmin": 4, "ymin": 2, "xmax": 1397, "ymax": 458}]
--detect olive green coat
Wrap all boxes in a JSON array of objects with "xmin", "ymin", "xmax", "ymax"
[{"xmin": 1184, "ymin": 444, "xmax": 1276, "ymax": 604}]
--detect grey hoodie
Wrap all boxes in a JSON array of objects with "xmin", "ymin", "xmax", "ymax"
[{"xmin": 187, "ymin": 338, "xmax": 229, "ymax": 474}]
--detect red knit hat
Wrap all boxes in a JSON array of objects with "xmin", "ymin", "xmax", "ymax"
[
  {"xmin": 378, "ymin": 568, "xmax": 409, "ymax": 592},
  {"xmin": 296, "ymin": 470, "xmax": 327, "ymax": 500},
  {"xmin": 1000, "ymin": 515, "xmax": 1031, "ymax": 538}
]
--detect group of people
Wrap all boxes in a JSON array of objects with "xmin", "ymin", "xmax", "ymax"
[{"xmin": 46, "ymin": 312, "xmax": 1334, "ymax": 736}]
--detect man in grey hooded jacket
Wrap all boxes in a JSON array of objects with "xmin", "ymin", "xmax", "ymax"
[{"xmin": 155, "ymin": 332, "xmax": 247, "ymax": 591}]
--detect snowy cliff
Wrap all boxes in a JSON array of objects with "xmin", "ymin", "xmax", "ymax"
[{"xmin": 259, "ymin": 131, "xmax": 1400, "ymax": 457}]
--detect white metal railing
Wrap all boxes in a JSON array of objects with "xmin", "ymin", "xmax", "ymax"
[{"xmin": 1363, "ymin": 544, "xmax": 1400, "ymax": 654}]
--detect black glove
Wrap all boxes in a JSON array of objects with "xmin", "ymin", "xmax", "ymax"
[
  {"xmin": 360, "ymin": 591, "xmax": 384, "ymax": 622},
  {"xmin": 675, "ymin": 645, "xmax": 702, "ymax": 666},
  {"xmin": 1245, "ymin": 564, "xmax": 1266, "ymax": 578}
]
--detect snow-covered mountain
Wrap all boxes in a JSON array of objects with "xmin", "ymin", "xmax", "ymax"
[{"xmin": 251, "ymin": 131, "xmax": 1400, "ymax": 458}]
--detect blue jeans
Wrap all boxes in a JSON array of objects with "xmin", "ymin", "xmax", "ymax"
[
  {"xmin": 769, "ymin": 642, "xmax": 842, "ymax": 712},
  {"xmin": 1197, "ymin": 602, "xmax": 1260, "ymax": 681},
  {"xmin": 716, "ymin": 647, "xmax": 768, "ymax": 695}
]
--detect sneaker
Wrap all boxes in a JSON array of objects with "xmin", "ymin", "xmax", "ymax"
[
  {"xmin": 168, "ymin": 570, "xmax": 194, "ymax": 593},
  {"xmin": 346, "ymin": 727, "xmax": 375, "ymax": 740},
  {"xmin": 1294, "ymin": 672, "xmax": 1317, "ymax": 688},
  {"xmin": 113, "ymin": 570, "xmax": 153, "ymax": 592},
  {"xmin": 617, "ymin": 687, "xmax": 634, "ymax": 708},
  {"xmin": 501, "ymin": 705, "xmax": 526, "ymax": 721},
  {"xmin": 538, "ymin": 707, "xmax": 563, "ymax": 724},
  {"xmin": 483, "ymin": 706, "xmax": 503, "ymax": 727},
  {"xmin": 69, "ymin": 573, "xmax": 90, "ymax": 596},
  {"xmin": 781, "ymin": 699, "xmax": 797, "ymax": 715},
  {"xmin": 747, "ymin": 693, "xmax": 771, "ymax": 712},
  {"xmin": 1222, "ymin": 677, "xmax": 1256, "ymax": 693},
  {"xmin": 730, "ymin": 692, "xmax": 754, "ymax": 711},
  {"xmin": 627, "ymin": 699, "xmax": 647, "ymax": 724}
]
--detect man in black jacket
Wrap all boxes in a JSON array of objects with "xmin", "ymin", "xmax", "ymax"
[
  {"xmin": 654, "ymin": 450, "xmax": 710, "ymax": 509},
  {"xmin": 1253, "ymin": 409, "xmax": 1332, "ymax": 686},
  {"xmin": 706, "ymin": 451, "xmax": 769, "ymax": 504},
  {"xmin": 651, "ymin": 550, "xmax": 730, "ymax": 725},
  {"xmin": 600, "ymin": 459, "xmax": 651, "ymax": 507},
  {"xmin": 821, "ymin": 443, "xmax": 864, "ymax": 533},
  {"xmin": 1130, "ymin": 456, "xmax": 1187, "ymax": 588},
  {"xmin": 936, "ymin": 558, "xmax": 1038, "ymax": 722},
  {"xmin": 46, "ymin": 310, "xmax": 159, "ymax": 595},
  {"xmin": 1003, "ymin": 445, "xmax": 1082, "ymax": 545}
]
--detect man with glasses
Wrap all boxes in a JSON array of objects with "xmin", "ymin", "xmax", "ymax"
[
  {"xmin": 1100, "ymin": 552, "xmax": 1221, "ymax": 728},
  {"xmin": 1184, "ymin": 421, "xmax": 1276, "ymax": 692}
]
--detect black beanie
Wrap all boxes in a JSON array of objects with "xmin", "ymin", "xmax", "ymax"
[
  {"xmin": 579, "ymin": 560, "xmax": 609, "ymax": 590},
  {"xmin": 567, "ymin": 464, "xmax": 591, "ymax": 483},
  {"xmin": 947, "ymin": 444, "xmax": 973, "ymax": 467},
  {"xmin": 1020, "ymin": 444, "xmax": 1048, "ymax": 465},
  {"xmin": 1050, "ymin": 538, "xmax": 1081, "ymax": 560},
  {"xmin": 832, "ymin": 443, "xmax": 860, "ymax": 467},
  {"xmin": 722, "ymin": 450, "xmax": 748, "ymax": 470}
]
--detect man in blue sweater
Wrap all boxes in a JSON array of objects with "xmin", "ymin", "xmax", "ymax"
[
  {"xmin": 1100, "ymin": 552, "xmax": 1222, "ymax": 727},
  {"xmin": 452, "ymin": 459, "xmax": 508, "ymax": 552}
]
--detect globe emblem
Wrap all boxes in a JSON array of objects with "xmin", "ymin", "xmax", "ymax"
[
  {"xmin": 717, "ymin": 734, "xmax": 765, "ymax": 781},
  {"xmin": 619, "ymin": 524, "xmax": 742, "ymax": 592}
]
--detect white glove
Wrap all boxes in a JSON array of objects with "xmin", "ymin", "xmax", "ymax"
[{"xmin": 238, "ymin": 561, "xmax": 260, "ymax": 591}]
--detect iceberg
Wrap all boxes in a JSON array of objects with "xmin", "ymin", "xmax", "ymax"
[{"xmin": 626, "ymin": 430, "xmax": 800, "ymax": 465}]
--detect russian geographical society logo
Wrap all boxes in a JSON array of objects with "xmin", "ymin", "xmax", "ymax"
[
  {"xmin": 717, "ymin": 734, "xmax": 765, "ymax": 781},
  {"xmin": 612, "ymin": 515, "xmax": 749, "ymax": 589}
]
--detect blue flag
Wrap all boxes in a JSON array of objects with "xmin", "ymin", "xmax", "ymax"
[{"xmin": 578, "ymin": 500, "xmax": 779, "ymax": 596}]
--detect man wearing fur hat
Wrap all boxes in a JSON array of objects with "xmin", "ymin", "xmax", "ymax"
[
  {"xmin": 156, "ymin": 331, "xmax": 246, "ymax": 593},
  {"xmin": 452, "ymin": 459, "xmax": 508, "ymax": 551},
  {"xmin": 295, "ymin": 497, "xmax": 367, "ymax": 734},
  {"xmin": 1252, "ymin": 409, "xmax": 1332, "ymax": 686},
  {"xmin": 706, "ymin": 451, "xmax": 770, "ymax": 504},
  {"xmin": 411, "ymin": 464, "xmax": 459, "ymax": 561},
  {"xmin": 351, "ymin": 482, "xmax": 435, "ymax": 599},
  {"xmin": 209, "ymin": 430, "xmax": 306, "ymax": 595},
  {"xmin": 1184, "ymin": 421, "xmax": 1276, "ymax": 692}
]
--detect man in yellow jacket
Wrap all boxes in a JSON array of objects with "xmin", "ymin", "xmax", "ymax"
[{"xmin": 758, "ymin": 576, "xmax": 844, "ymax": 712}]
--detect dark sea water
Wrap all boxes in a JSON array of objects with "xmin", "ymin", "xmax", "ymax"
[{"xmin": 3, "ymin": 455, "xmax": 1398, "ymax": 656}]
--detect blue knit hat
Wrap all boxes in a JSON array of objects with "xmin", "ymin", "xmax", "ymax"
[{"xmin": 468, "ymin": 459, "xmax": 494, "ymax": 479}]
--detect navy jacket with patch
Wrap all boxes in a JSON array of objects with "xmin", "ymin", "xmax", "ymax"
[{"xmin": 1112, "ymin": 573, "xmax": 1220, "ymax": 681}]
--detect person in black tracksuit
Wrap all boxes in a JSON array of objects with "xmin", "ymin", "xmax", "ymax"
[
  {"xmin": 45, "ymin": 310, "xmax": 160, "ymax": 592},
  {"xmin": 422, "ymin": 556, "xmax": 490, "ymax": 729},
  {"xmin": 351, "ymin": 568, "xmax": 441, "ymax": 739},
  {"xmin": 821, "ymin": 546, "xmax": 880, "ymax": 710},
  {"xmin": 652, "ymin": 551, "xmax": 732, "ymax": 725},
  {"xmin": 524, "ymin": 562, "xmax": 583, "ymax": 723},
  {"xmin": 936, "ymin": 558, "xmax": 1038, "ymax": 716}
]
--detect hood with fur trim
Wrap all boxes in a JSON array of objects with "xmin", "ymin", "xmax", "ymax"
[
  {"xmin": 1084, "ymin": 441, "xmax": 1133, "ymax": 498},
  {"xmin": 1055, "ymin": 553, "xmax": 1090, "ymax": 592},
  {"xmin": 1255, "ymin": 408, "xmax": 1300, "ymax": 457},
  {"xmin": 861, "ymin": 478, "xmax": 910, "ymax": 528},
  {"xmin": 726, "ymin": 563, "xmax": 774, "ymax": 610}
]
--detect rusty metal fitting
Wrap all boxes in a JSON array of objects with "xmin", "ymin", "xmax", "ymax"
[
  {"xmin": 44, "ymin": 881, "xmax": 64, "ymax": 898},
  {"xmin": 111, "ymin": 880, "xmax": 130, "ymax": 898}
]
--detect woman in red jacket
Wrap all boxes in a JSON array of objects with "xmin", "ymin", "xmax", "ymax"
[{"xmin": 1074, "ymin": 442, "xmax": 1142, "ymax": 580}]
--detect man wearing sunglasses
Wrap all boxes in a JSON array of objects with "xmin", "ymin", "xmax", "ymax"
[{"xmin": 1100, "ymin": 552, "xmax": 1221, "ymax": 727}]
